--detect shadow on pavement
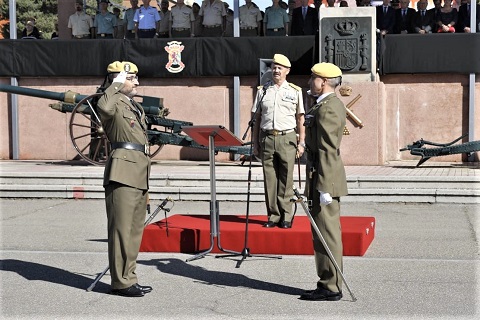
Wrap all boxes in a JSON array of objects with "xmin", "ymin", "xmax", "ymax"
[
  {"xmin": 138, "ymin": 258, "xmax": 304, "ymax": 296},
  {"xmin": 0, "ymin": 259, "xmax": 111, "ymax": 293}
]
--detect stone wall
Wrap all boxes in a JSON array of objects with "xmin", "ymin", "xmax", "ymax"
[{"xmin": 1, "ymin": 74, "xmax": 479, "ymax": 165}]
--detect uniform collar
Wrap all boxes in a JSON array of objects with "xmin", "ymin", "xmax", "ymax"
[{"xmin": 316, "ymin": 92, "xmax": 334, "ymax": 104}]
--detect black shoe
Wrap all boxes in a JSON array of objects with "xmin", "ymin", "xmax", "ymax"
[
  {"xmin": 279, "ymin": 221, "xmax": 292, "ymax": 229},
  {"xmin": 299, "ymin": 287, "xmax": 342, "ymax": 301},
  {"xmin": 134, "ymin": 283, "xmax": 153, "ymax": 293},
  {"xmin": 263, "ymin": 221, "xmax": 277, "ymax": 228},
  {"xmin": 111, "ymin": 285, "xmax": 145, "ymax": 297}
]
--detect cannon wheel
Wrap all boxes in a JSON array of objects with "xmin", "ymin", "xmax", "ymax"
[{"xmin": 69, "ymin": 93, "xmax": 163, "ymax": 165}]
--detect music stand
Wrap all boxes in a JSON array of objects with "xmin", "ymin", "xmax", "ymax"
[{"xmin": 182, "ymin": 125, "xmax": 243, "ymax": 262}]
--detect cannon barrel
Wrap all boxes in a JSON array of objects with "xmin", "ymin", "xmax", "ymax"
[
  {"xmin": 0, "ymin": 84, "xmax": 164, "ymax": 116},
  {"xmin": 0, "ymin": 83, "xmax": 87, "ymax": 104}
]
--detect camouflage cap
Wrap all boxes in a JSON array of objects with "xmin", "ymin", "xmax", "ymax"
[
  {"xmin": 311, "ymin": 62, "xmax": 342, "ymax": 78},
  {"xmin": 272, "ymin": 54, "xmax": 291, "ymax": 68},
  {"xmin": 107, "ymin": 61, "xmax": 139, "ymax": 74}
]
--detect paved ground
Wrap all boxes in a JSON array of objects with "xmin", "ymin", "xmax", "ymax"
[{"xmin": 1, "ymin": 199, "xmax": 479, "ymax": 319}]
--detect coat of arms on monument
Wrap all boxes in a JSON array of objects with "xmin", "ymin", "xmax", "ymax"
[{"xmin": 323, "ymin": 17, "xmax": 371, "ymax": 73}]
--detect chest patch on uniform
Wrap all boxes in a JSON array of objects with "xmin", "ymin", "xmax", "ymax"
[{"xmin": 282, "ymin": 91, "xmax": 296, "ymax": 102}]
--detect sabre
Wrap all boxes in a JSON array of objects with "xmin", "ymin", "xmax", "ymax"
[
  {"xmin": 86, "ymin": 196, "xmax": 174, "ymax": 292},
  {"xmin": 292, "ymin": 187, "xmax": 357, "ymax": 302}
]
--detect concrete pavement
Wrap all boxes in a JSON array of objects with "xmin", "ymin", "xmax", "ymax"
[{"xmin": 1, "ymin": 199, "xmax": 479, "ymax": 319}]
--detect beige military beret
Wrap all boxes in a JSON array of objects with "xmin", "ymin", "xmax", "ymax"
[
  {"xmin": 272, "ymin": 54, "xmax": 291, "ymax": 68},
  {"xmin": 107, "ymin": 61, "xmax": 138, "ymax": 74},
  {"xmin": 311, "ymin": 62, "xmax": 342, "ymax": 78}
]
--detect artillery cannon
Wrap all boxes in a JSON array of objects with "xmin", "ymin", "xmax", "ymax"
[
  {"xmin": 400, "ymin": 133, "xmax": 480, "ymax": 167},
  {"xmin": 0, "ymin": 84, "xmax": 251, "ymax": 165}
]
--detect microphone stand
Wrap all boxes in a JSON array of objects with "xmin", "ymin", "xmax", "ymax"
[{"xmin": 217, "ymin": 83, "xmax": 282, "ymax": 268}]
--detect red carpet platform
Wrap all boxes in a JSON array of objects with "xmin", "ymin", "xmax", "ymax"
[{"xmin": 140, "ymin": 215, "xmax": 375, "ymax": 256}]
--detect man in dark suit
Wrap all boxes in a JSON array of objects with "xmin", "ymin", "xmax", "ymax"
[
  {"xmin": 411, "ymin": 0, "xmax": 435, "ymax": 34},
  {"xmin": 291, "ymin": 0, "xmax": 318, "ymax": 36},
  {"xmin": 97, "ymin": 61, "xmax": 152, "ymax": 298},
  {"xmin": 457, "ymin": 0, "xmax": 480, "ymax": 33},
  {"xmin": 376, "ymin": 0, "xmax": 396, "ymax": 35},
  {"xmin": 394, "ymin": 0, "xmax": 416, "ymax": 33}
]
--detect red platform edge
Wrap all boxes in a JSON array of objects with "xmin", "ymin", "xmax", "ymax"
[{"xmin": 140, "ymin": 215, "xmax": 375, "ymax": 256}]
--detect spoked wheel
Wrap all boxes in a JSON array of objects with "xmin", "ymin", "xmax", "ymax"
[
  {"xmin": 69, "ymin": 93, "xmax": 109, "ymax": 165},
  {"xmin": 69, "ymin": 93, "xmax": 165, "ymax": 165}
]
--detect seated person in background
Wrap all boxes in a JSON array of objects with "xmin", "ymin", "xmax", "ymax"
[
  {"xmin": 436, "ymin": 0, "xmax": 458, "ymax": 33},
  {"xmin": 428, "ymin": 0, "xmax": 442, "ymax": 32},
  {"xmin": 411, "ymin": 0, "xmax": 435, "ymax": 34},
  {"xmin": 339, "ymin": 1, "xmax": 349, "ymax": 7},
  {"xmin": 22, "ymin": 19, "xmax": 42, "ymax": 39},
  {"xmin": 393, "ymin": 0, "xmax": 416, "ymax": 34},
  {"xmin": 457, "ymin": 0, "xmax": 480, "ymax": 33}
]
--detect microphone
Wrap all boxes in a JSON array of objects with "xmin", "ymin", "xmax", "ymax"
[{"xmin": 262, "ymin": 80, "xmax": 272, "ymax": 92}]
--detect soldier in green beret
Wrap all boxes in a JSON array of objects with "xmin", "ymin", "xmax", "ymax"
[
  {"xmin": 300, "ymin": 62, "xmax": 348, "ymax": 301},
  {"xmin": 97, "ymin": 61, "xmax": 152, "ymax": 297}
]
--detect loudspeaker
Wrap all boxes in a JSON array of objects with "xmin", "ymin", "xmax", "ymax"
[{"xmin": 259, "ymin": 59, "xmax": 273, "ymax": 86}]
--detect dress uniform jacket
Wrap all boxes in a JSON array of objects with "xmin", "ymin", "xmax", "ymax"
[
  {"xmin": 304, "ymin": 92, "xmax": 347, "ymax": 293},
  {"xmin": 97, "ymin": 82, "xmax": 150, "ymax": 190},
  {"xmin": 305, "ymin": 93, "xmax": 347, "ymax": 197}
]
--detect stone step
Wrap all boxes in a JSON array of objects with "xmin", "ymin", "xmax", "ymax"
[{"xmin": 1, "ymin": 170, "xmax": 479, "ymax": 203}]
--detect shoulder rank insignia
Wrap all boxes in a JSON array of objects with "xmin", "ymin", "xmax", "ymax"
[{"xmin": 288, "ymin": 83, "xmax": 301, "ymax": 91}]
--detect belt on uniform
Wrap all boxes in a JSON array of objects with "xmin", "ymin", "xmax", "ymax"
[
  {"xmin": 73, "ymin": 34, "xmax": 90, "ymax": 38},
  {"xmin": 139, "ymin": 28, "xmax": 156, "ymax": 31},
  {"xmin": 262, "ymin": 128, "xmax": 295, "ymax": 136},
  {"xmin": 268, "ymin": 28, "xmax": 284, "ymax": 31},
  {"xmin": 111, "ymin": 142, "xmax": 149, "ymax": 155},
  {"xmin": 98, "ymin": 33, "xmax": 112, "ymax": 37},
  {"xmin": 127, "ymin": 30, "xmax": 135, "ymax": 33},
  {"xmin": 203, "ymin": 24, "xmax": 221, "ymax": 28},
  {"xmin": 172, "ymin": 27, "xmax": 189, "ymax": 31},
  {"xmin": 241, "ymin": 27, "xmax": 257, "ymax": 30}
]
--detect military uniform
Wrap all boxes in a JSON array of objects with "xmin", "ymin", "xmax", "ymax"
[
  {"xmin": 158, "ymin": 9, "xmax": 171, "ymax": 38},
  {"xmin": 124, "ymin": 7, "xmax": 139, "ymax": 39},
  {"xmin": 264, "ymin": 6, "xmax": 289, "ymax": 36},
  {"xmin": 199, "ymin": 0, "xmax": 227, "ymax": 37},
  {"xmin": 94, "ymin": 11, "xmax": 117, "ymax": 38},
  {"xmin": 97, "ymin": 62, "xmax": 151, "ymax": 291},
  {"xmin": 68, "ymin": 11, "xmax": 93, "ymax": 39},
  {"xmin": 252, "ymin": 78, "xmax": 304, "ymax": 225},
  {"xmin": 170, "ymin": 4, "xmax": 195, "ymax": 37},
  {"xmin": 134, "ymin": 5, "xmax": 161, "ymax": 38},
  {"xmin": 303, "ymin": 63, "xmax": 348, "ymax": 296},
  {"xmin": 239, "ymin": 4, "xmax": 262, "ymax": 36}
]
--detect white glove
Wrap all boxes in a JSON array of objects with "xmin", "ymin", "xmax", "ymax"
[
  {"xmin": 319, "ymin": 191, "xmax": 332, "ymax": 205},
  {"xmin": 113, "ymin": 71, "xmax": 127, "ymax": 84}
]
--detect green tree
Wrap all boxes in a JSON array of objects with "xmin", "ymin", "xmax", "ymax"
[
  {"xmin": 0, "ymin": 0, "xmax": 57, "ymax": 39},
  {"xmin": 0, "ymin": 0, "xmax": 125, "ymax": 39}
]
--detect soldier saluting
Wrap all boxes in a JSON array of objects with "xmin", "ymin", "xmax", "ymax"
[{"xmin": 97, "ymin": 61, "xmax": 152, "ymax": 297}]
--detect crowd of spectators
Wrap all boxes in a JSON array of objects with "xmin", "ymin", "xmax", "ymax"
[{"xmin": 22, "ymin": 0, "xmax": 479, "ymax": 40}]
